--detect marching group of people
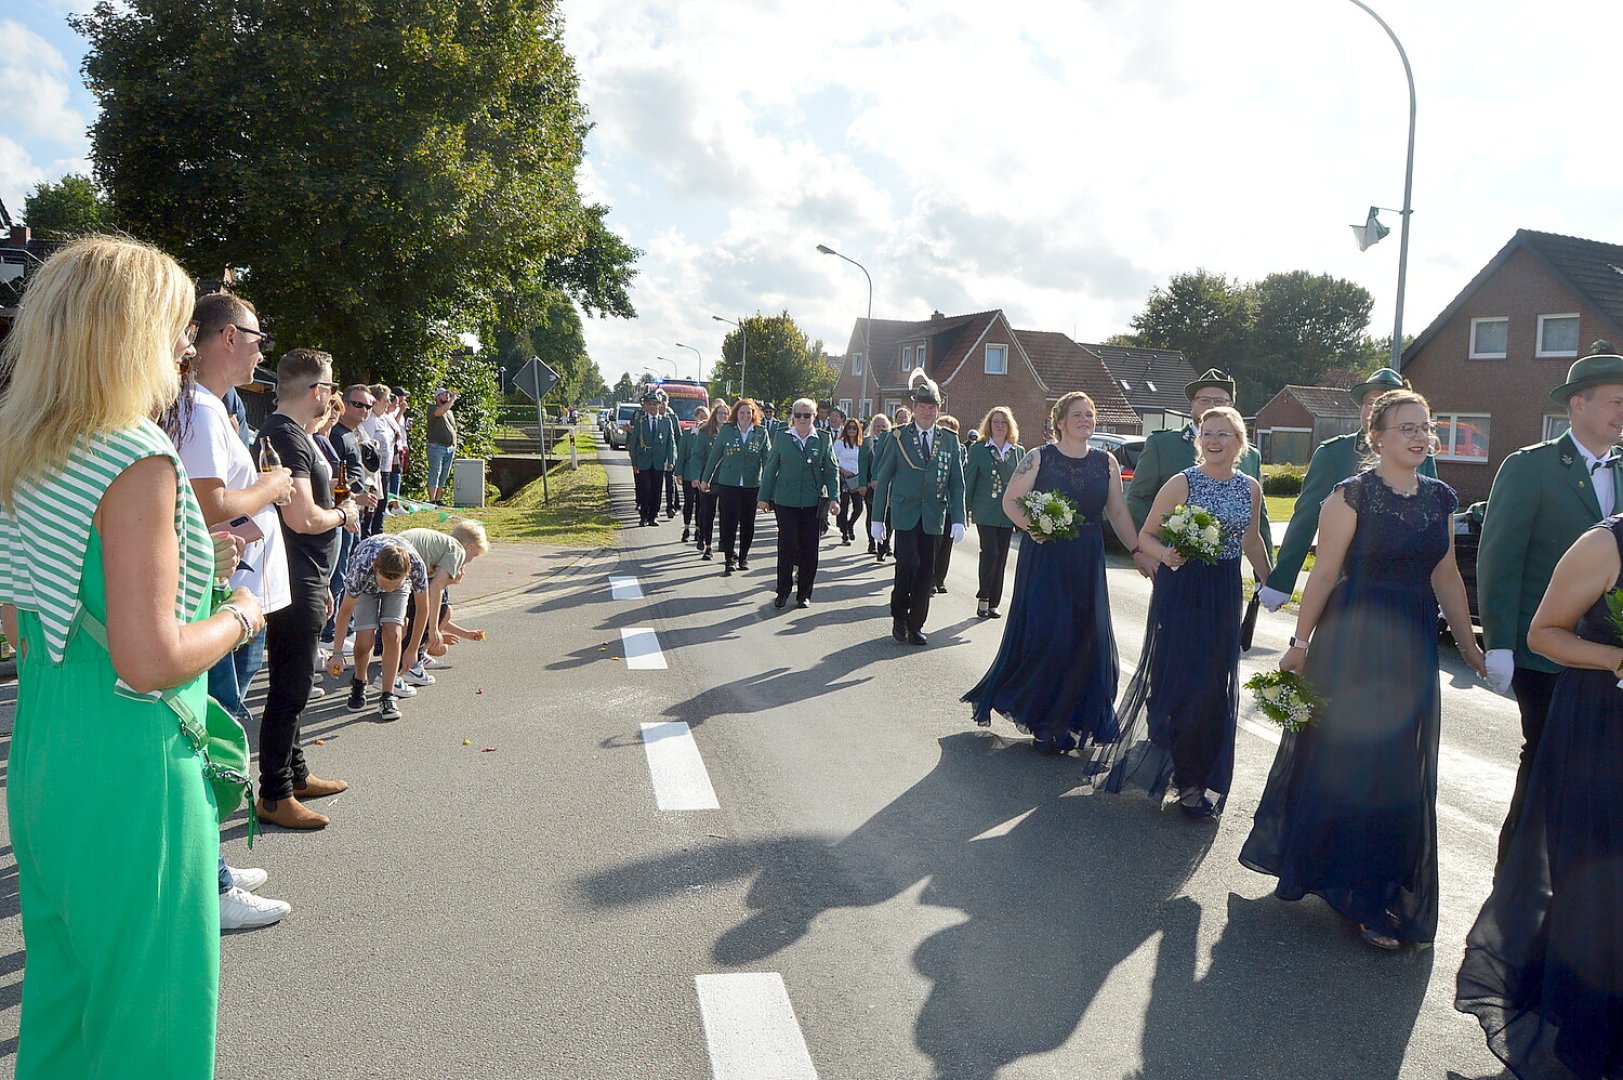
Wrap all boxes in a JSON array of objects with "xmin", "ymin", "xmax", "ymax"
[
  {"xmin": 0, "ymin": 236, "xmax": 495, "ymax": 1076},
  {"xmin": 627, "ymin": 344, "xmax": 1623, "ymax": 1079}
]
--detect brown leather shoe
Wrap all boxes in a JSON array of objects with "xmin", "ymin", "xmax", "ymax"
[
  {"xmin": 256, "ymin": 796, "xmax": 330, "ymax": 830},
  {"xmin": 292, "ymin": 775, "xmax": 350, "ymax": 800}
]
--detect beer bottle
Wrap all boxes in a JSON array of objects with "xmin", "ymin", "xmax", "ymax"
[{"xmin": 258, "ymin": 439, "xmax": 281, "ymax": 472}]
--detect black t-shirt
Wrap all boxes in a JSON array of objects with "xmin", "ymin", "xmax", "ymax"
[
  {"xmin": 329, "ymin": 422, "xmax": 367, "ymax": 489},
  {"xmin": 256, "ymin": 412, "xmax": 338, "ymax": 596}
]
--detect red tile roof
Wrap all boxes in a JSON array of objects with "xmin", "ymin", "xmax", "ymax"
[{"xmin": 1012, "ymin": 330, "xmax": 1140, "ymax": 428}]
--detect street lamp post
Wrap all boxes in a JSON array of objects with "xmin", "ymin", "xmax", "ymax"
[
  {"xmin": 817, "ymin": 244, "xmax": 872, "ymax": 419},
  {"xmin": 652, "ymin": 356, "xmax": 678, "ymax": 377},
  {"xmin": 674, "ymin": 342, "xmax": 703, "ymax": 382},
  {"xmin": 712, "ymin": 315, "xmax": 747, "ymax": 398},
  {"xmin": 1347, "ymin": 0, "xmax": 1416, "ymax": 372}
]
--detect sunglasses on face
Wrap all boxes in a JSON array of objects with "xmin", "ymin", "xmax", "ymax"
[
  {"xmin": 310, "ymin": 381, "xmax": 341, "ymax": 392},
  {"xmin": 793, "ymin": 412, "xmax": 813, "ymax": 419},
  {"xmin": 231, "ymin": 324, "xmax": 273, "ymax": 353},
  {"xmin": 348, "ymin": 399, "xmax": 374, "ymax": 409}
]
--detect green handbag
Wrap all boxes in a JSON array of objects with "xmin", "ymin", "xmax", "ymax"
[{"xmin": 74, "ymin": 611, "xmax": 256, "ymax": 844}]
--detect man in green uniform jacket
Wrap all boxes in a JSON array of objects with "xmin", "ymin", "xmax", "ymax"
[
  {"xmin": 1258, "ymin": 367, "xmax": 1436, "ymax": 610},
  {"xmin": 1479, "ymin": 344, "xmax": 1623, "ymax": 866},
  {"xmin": 758, "ymin": 398, "xmax": 840, "ymax": 608},
  {"xmin": 628, "ymin": 388, "xmax": 679, "ymax": 526},
  {"xmin": 871, "ymin": 373, "xmax": 966, "ymax": 645},
  {"xmin": 1127, "ymin": 368, "xmax": 1270, "ymax": 577}
]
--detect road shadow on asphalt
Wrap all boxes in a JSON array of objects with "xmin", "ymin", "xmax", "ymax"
[{"xmin": 578, "ymin": 731, "xmax": 1437, "ymax": 1079}]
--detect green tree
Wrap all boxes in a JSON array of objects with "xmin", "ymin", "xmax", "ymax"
[
  {"xmin": 612, "ymin": 372, "xmax": 637, "ymax": 403},
  {"xmin": 1128, "ymin": 269, "xmax": 1254, "ymax": 378},
  {"xmin": 708, "ymin": 311, "xmax": 836, "ymax": 412},
  {"xmin": 22, "ymin": 174, "xmax": 110, "ymax": 238},
  {"xmin": 73, "ymin": 0, "xmax": 638, "ymax": 458},
  {"xmin": 1242, "ymin": 271, "xmax": 1375, "ymax": 406}
]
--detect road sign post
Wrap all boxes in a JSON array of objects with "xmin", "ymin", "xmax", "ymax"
[{"xmin": 513, "ymin": 356, "xmax": 561, "ymax": 502}]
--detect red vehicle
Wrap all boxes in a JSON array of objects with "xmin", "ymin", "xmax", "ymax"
[{"xmin": 654, "ymin": 379, "xmax": 710, "ymax": 432}]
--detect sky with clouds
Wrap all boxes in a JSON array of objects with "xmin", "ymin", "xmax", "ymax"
[{"xmin": 8, "ymin": 0, "xmax": 1623, "ymax": 393}]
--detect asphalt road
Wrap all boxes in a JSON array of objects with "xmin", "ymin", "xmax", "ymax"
[{"xmin": 0, "ymin": 436, "xmax": 1518, "ymax": 1079}]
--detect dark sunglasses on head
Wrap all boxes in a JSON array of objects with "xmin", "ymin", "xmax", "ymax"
[{"xmin": 793, "ymin": 412, "xmax": 813, "ymax": 419}]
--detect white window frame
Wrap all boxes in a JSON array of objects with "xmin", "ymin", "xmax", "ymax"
[
  {"xmin": 851, "ymin": 352, "xmax": 864, "ymax": 376},
  {"xmin": 837, "ymin": 398, "xmax": 853, "ymax": 416},
  {"xmin": 985, "ymin": 343, "xmax": 1009, "ymax": 375},
  {"xmin": 859, "ymin": 397, "xmax": 873, "ymax": 420},
  {"xmin": 901, "ymin": 346, "xmax": 912, "ymax": 371},
  {"xmin": 883, "ymin": 398, "xmax": 902, "ymax": 417},
  {"xmin": 1468, "ymin": 316, "xmax": 1509, "ymax": 360},
  {"xmin": 1543, "ymin": 413, "xmax": 1572, "ymax": 441},
  {"xmin": 1434, "ymin": 411, "xmax": 1492, "ymax": 463},
  {"xmin": 914, "ymin": 344, "xmax": 924, "ymax": 367},
  {"xmin": 1536, "ymin": 313, "xmax": 1581, "ymax": 359}
]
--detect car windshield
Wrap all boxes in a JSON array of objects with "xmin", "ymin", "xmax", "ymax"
[
  {"xmin": 617, "ymin": 405, "xmax": 638, "ymax": 421},
  {"xmin": 666, "ymin": 397, "xmax": 705, "ymax": 422}
]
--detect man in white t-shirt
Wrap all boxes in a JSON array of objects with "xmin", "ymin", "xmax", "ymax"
[
  {"xmin": 169, "ymin": 291, "xmax": 296, "ymax": 930},
  {"xmin": 363, "ymin": 383, "xmax": 398, "ymax": 535}
]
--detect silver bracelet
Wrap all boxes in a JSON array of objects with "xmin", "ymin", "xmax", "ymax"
[{"xmin": 218, "ymin": 602, "xmax": 255, "ymax": 648}]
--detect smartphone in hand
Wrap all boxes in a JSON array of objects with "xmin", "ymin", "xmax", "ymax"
[{"xmin": 214, "ymin": 514, "xmax": 265, "ymax": 544}]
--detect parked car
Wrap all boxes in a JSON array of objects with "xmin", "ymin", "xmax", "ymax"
[
  {"xmin": 608, "ymin": 402, "xmax": 640, "ymax": 450},
  {"xmin": 1088, "ymin": 434, "xmax": 1146, "ymax": 550}
]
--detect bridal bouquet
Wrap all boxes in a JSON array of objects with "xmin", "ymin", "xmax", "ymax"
[
  {"xmin": 1158, "ymin": 503, "xmax": 1223, "ymax": 565},
  {"xmin": 1014, "ymin": 490, "xmax": 1080, "ymax": 541},
  {"xmin": 1244, "ymin": 670, "xmax": 1325, "ymax": 732}
]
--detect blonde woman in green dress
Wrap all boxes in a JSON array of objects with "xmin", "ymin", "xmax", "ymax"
[{"xmin": 0, "ymin": 237, "xmax": 264, "ymax": 1078}]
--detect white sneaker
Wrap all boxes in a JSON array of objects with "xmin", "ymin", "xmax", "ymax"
[
  {"xmin": 307, "ymin": 683, "xmax": 327, "ymax": 699},
  {"xmin": 313, "ymin": 649, "xmax": 331, "ymax": 673},
  {"xmin": 421, "ymin": 656, "xmax": 452, "ymax": 670},
  {"xmin": 369, "ymin": 675, "xmax": 417, "ymax": 698},
  {"xmin": 402, "ymin": 664, "xmax": 437, "ymax": 687},
  {"xmin": 228, "ymin": 866, "xmax": 268, "ymax": 893},
  {"xmin": 220, "ymin": 886, "xmax": 291, "ymax": 930}
]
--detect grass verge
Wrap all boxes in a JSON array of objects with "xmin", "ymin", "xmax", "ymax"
[{"xmin": 387, "ymin": 437, "xmax": 617, "ymax": 546}]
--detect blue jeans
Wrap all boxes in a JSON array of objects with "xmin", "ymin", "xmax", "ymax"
[
  {"xmin": 322, "ymin": 529, "xmax": 357, "ymax": 642},
  {"xmin": 206, "ymin": 626, "xmax": 267, "ymax": 728},
  {"xmin": 219, "ymin": 853, "xmax": 232, "ymax": 894},
  {"xmin": 427, "ymin": 443, "xmax": 455, "ymax": 491}
]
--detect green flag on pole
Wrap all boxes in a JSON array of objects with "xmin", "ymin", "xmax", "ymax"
[{"xmin": 1351, "ymin": 206, "xmax": 1390, "ymax": 252}]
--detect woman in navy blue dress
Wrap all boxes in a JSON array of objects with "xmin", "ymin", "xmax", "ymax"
[
  {"xmin": 1092, "ymin": 406, "xmax": 1271, "ymax": 817},
  {"xmin": 1240, "ymin": 391, "xmax": 1484, "ymax": 950},
  {"xmin": 962, "ymin": 392, "xmax": 1143, "ymax": 754},
  {"xmin": 1457, "ymin": 515, "xmax": 1623, "ymax": 1078}
]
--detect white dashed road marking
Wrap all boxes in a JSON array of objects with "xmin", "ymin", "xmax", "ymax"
[
  {"xmin": 621, "ymin": 627, "xmax": 667, "ymax": 670},
  {"xmin": 610, "ymin": 575, "xmax": 644, "ymax": 600},
  {"xmin": 639, "ymin": 722, "xmax": 720, "ymax": 811},
  {"xmin": 695, "ymin": 972, "xmax": 819, "ymax": 1080}
]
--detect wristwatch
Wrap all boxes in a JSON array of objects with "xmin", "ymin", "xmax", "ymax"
[{"xmin": 1290, "ymin": 635, "xmax": 1312, "ymax": 650}]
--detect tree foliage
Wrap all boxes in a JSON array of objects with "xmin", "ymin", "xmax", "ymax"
[
  {"xmin": 612, "ymin": 372, "xmax": 638, "ymax": 402},
  {"xmin": 708, "ymin": 311, "xmax": 836, "ymax": 412},
  {"xmin": 1128, "ymin": 269, "xmax": 1377, "ymax": 411},
  {"xmin": 72, "ymin": 0, "xmax": 638, "ymax": 459},
  {"xmin": 22, "ymin": 174, "xmax": 111, "ymax": 238},
  {"xmin": 483, "ymin": 285, "xmax": 607, "ymax": 406}
]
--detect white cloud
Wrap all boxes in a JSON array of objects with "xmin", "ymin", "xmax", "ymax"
[{"xmin": 0, "ymin": 16, "xmax": 93, "ymax": 217}]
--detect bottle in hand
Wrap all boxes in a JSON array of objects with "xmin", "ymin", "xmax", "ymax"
[
  {"xmin": 258, "ymin": 439, "xmax": 281, "ymax": 472},
  {"xmin": 332, "ymin": 474, "xmax": 350, "ymax": 503}
]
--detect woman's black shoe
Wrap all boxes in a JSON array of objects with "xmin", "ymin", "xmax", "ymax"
[
  {"xmin": 987, "ymin": 609, "xmax": 1002, "ymax": 619},
  {"xmin": 702, "ymin": 546, "xmax": 713, "ymax": 561},
  {"xmin": 867, "ymin": 539, "xmax": 877, "ymax": 554},
  {"xmin": 773, "ymin": 594, "xmax": 788, "ymax": 609},
  {"xmin": 738, "ymin": 558, "xmax": 750, "ymax": 571},
  {"xmin": 723, "ymin": 558, "xmax": 734, "ymax": 576},
  {"xmin": 682, "ymin": 528, "xmax": 690, "ymax": 543}
]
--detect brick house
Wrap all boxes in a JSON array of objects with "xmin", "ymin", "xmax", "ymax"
[
  {"xmin": 1254, "ymin": 385, "xmax": 1362, "ymax": 464},
  {"xmin": 1086, "ymin": 344, "xmax": 1200, "ymax": 433},
  {"xmin": 828, "ymin": 309, "xmax": 1138, "ymax": 441},
  {"xmin": 1401, "ymin": 229, "xmax": 1623, "ymax": 503}
]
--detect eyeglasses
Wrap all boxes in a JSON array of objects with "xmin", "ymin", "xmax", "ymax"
[
  {"xmin": 1193, "ymin": 395, "xmax": 1232, "ymax": 407},
  {"xmin": 231, "ymin": 325, "xmax": 273, "ymax": 353},
  {"xmin": 309, "ymin": 381, "xmax": 341, "ymax": 392},
  {"xmin": 1199, "ymin": 431, "xmax": 1238, "ymax": 441},
  {"xmin": 1386, "ymin": 422, "xmax": 1437, "ymax": 438},
  {"xmin": 348, "ymin": 399, "xmax": 374, "ymax": 409},
  {"xmin": 183, "ymin": 322, "xmax": 199, "ymax": 344},
  {"xmin": 793, "ymin": 412, "xmax": 813, "ymax": 419}
]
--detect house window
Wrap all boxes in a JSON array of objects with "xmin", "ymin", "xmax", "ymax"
[
  {"xmin": 1469, "ymin": 317, "xmax": 1509, "ymax": 359},
  {"xmin": 1435, "ymin": 412, "xmax": 1492, "ymax": 462},
  {"xmin": 859, "ymin": 397, "xmax": 873, "ymax": 420},
  {"xmin": 1536, "ymin": 314, "xmax": 1580, "ymax": 358},
  {"xmin": 985, "ymin": 344, "xmax": 1008, "ymax": 375},
  {"xmin": 883, "ymin": 398, "xmax": 902, "ymax": 417},
  {"xmin": 837, "ymin": 398, "xmax": 853, "ymax": 416},
  {"xmin": 915, "ymin": 344, "xmax": 924, "ymax": 366},
  {"xmin": 901, "ymin": 346, "xmax": 912, "ymax": 371},
  {"xmin": 851, "ymin": 352, "xmax": 864, "ymax": 376},
  {"xmin": 1543, "ymin": 414, "xmax": 1572, "ymax": 441}
]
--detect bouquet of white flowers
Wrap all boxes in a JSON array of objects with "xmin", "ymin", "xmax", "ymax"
[
  {"xmin": 1014, "ymin": 490, "xmax": 1081, "ymax": 541},
  {"xmin": 1158, "ymin": 503, "xmax": 1223, "ymax": 565},
  {"xmin": 1243, "ymin": 670, "xmax": 1325, "ymax": 732}
]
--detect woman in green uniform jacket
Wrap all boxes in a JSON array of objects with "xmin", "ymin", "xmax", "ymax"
[
  {"xmin": 691, "ymin": 404, "xmax": 729, "ymax": 559},
  {"xmin": 0, "ymin": 237, "xmax": 269, "ymax": 1078},
  {"xmin": 677, "ymin": 405, "xmax": 711, "ymax": 544},
  {"xmin": 858, "ymin": 413, "xmax": 894, "ymax": 558},
  {"xmin": 758, "ymin": 398, "xmax": 840, "ymax": 607},
  {"xmin": 701, "ymin": 398, "xmax": 772, "ymax": 575},
  {"xmin": 963, "ymin": 406, "xmax": 1026, "ymax": 618}
]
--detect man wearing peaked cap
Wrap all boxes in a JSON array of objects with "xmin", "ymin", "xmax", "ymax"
[
  {"xmin": 628, "ymin": 387, "xmax": 679, "ymax": 526},
  {"xmin": 870, "ymin": 370, "xmax": 966, "ymax": 645},
  {"xmin": 1125, "ymin": 368, "xmax": 1271, "ymax": 574},
  {"xmin": 1258, "ymin": 367, "xmax": 1437, "ymax": 611},
  {"xmin": 1480, "ymin": 341, "xmax": 1623, "ymax": 868}
]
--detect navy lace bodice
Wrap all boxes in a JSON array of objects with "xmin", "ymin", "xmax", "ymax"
[
  {"xmin": 1335, "ymin": 470, "xmax": 1457, "ymax": 590},
  {"xmin": 1036, "ymin": 445, "xmax": 1109, "ymax": 524},
  {"xmin": 1183, "ymin": 467, "xmax": 1252, "ymax": 560},
  {"xmin": 1574, "ymin": 516, "xmax": 1623, "ymax": 646}
]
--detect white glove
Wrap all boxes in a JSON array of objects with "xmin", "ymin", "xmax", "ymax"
[
  {"xmin": 1484, "ymin": 649, "xmax": 1515, "ymax": 694},
  {"xmin": 950, "ymin": 523, "xmax": 966, "ymax": 543},
  {"xmin": 1257, "ymin": 585, "xmax": 1291, "ymax": 613},
  {"xmin": 871, "ymin": 521, "xmax": 888, "ymax": 542}
]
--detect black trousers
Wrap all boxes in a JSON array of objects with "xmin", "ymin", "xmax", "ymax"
[
  {"xmin": 665, "ymin": 470, "xmax": 681, "ymax": 515},
  {"xmin": 260, "ymin": 588, "xmax": 325, "ymax": 801},
  {"xmin": 1496, "ymin": 665, "xmax": 1561, "ymax": 869},
  {"xmin": 837, "ymin": 486, "xmax": 866, "ymax": 538},
  {"xmin": 976, "ymin": 524, "xmax": 1014, "ymax": 608},
  {"xmin": 717, "ymin": 483, "xmax": 758, "ymax": 560},
  {"xmin": 681, "ymin": 480, "xmax": 698, "ymax": 526},
  {"xmin": 932, "ymin": 532, "xmax": 954, "ymax": 589},
  {"xmin": 697, "ymin": 489, "xmax": 718, "ymax": 547},
  {"xmin": 890, "ymin": 525, "xmax": 939, "ymax": 632},
  {"xmin": 634, "ymin": 468, "xmax": 668, "ymax": 524},
  {"xmin": 774, "ymin": 504, "xmax": 822, "ymax": 598}
]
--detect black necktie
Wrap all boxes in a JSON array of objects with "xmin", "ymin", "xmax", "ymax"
[{"xmin": 922, "ymin": 432, "xmax": 932, "ymax": 458}]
